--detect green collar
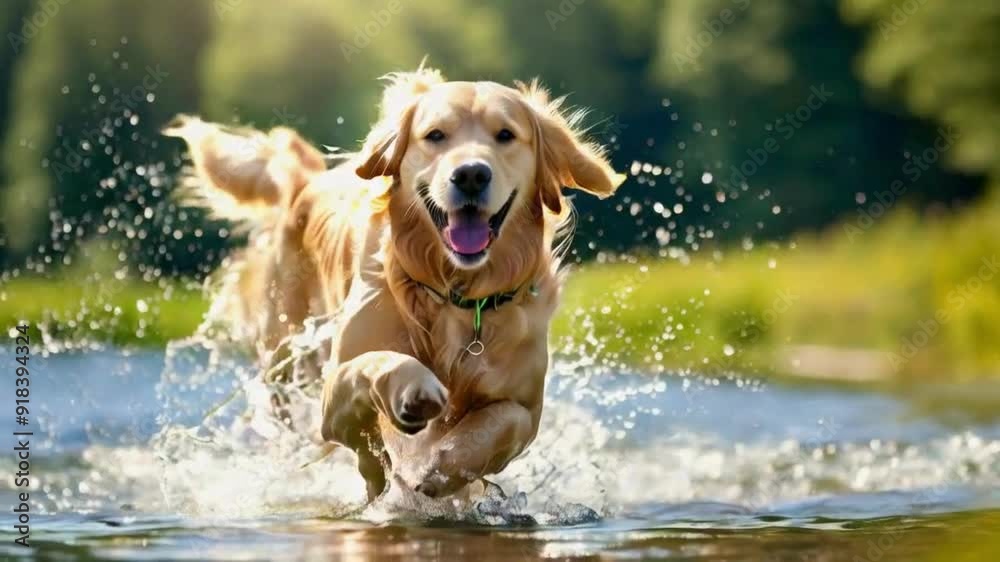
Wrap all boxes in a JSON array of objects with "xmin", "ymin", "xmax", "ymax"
[
  {"xmin": 417, "ymin": 282, "xmax": 537, "ymax": 355},
  {"xmin": 419, "ymin": 284, "xmax": 522, "ymax": 310}
]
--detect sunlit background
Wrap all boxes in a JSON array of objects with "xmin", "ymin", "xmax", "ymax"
[
  {"xmin": 1, "ymin": 0, "xmax": 998, "ymax": 378},
  {"xmin": 1, "ymin": 0, "xmax": 998, "ymax": 381},
  {"xmin": 0, "ymin": 1, "xmax": 999, "ymax": 560}
]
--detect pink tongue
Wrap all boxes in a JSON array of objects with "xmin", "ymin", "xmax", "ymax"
[{"xmin": 445, "ymin": 219, "xmax": 491, "ymax": 254}]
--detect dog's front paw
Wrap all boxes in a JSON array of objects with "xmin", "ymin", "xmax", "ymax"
[
  {"xmin": 370, "ymin": 356, "xmax": 448, "ymax": 435},
  {"xmin": 413, "ymin": 458, "xmax": 469, "ymax": 498},
  {"xmin": 415, "ymin": 478, "xmax": 442, "ymax": 498},
  {"xmin": 393, "ymin": 370, "xmax": 448, "ymax": 434}
]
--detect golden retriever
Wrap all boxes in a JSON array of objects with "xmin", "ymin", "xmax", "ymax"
[{"xmin": 164, "ymin": 66, "xmax": 623, "ymax": 501}]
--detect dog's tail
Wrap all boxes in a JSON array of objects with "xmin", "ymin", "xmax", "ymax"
[{"xmin": 163, "ymin": 114, "xmax": 326, "ymax": 224}]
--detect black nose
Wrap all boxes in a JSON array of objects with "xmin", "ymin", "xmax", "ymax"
[{"xmin": 450, "ymin": 162, "xmax": 492, "ymax": 197}]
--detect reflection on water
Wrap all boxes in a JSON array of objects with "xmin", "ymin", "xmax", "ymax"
[
  {"xmin": 0, "ymin": 347, "xmax": 998, "ymax": 561},
  {"xmin": 13, "ymin": 510, "xmax": 1000, "ymax": 561}
]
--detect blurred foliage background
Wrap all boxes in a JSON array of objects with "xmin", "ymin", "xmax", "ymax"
[{"xmin": 0, "ymin": 0, "xmax": 997, "ymax": 380}]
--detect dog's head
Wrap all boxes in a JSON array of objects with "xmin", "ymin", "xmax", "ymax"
[{"xmin": 357, "ymin": 67, "xmax": 624, "ymax": 271}]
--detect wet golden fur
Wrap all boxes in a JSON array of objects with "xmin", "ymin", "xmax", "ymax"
[{"xmin": 165, "ymin": 66, "xmax": 623, "ymax": 500}]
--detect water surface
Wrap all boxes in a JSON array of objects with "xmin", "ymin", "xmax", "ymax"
[{"xmin": 1, "ymin": 347, "xmax": 998, "ymax": 561}]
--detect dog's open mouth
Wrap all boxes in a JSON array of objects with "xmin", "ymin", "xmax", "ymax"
[{"xmin": 417, "ymin": 186, "xmax": 517, "ymax": 264}]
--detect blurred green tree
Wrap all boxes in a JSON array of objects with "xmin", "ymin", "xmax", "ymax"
[
  {"xmin": 199, "ymin": 0, "xmax": 514, "ymax": 149},
  {"xmin": 842, "ymin": 0, "xmax": 1000, "ymax": 194},
  {"xmin": 1, "ymin": 0, "xmax": 212, "ymax": 273},
  {"xmin": 0, "ymin": 0, "xmax": 34, "ymax": 254},
  {"xmin": 0, "ymin": 0, "xmax": 992, "ymax": 274},
  {"xmin": 652, "ymin": 0, "xmax": 981, "ymax": 243}
]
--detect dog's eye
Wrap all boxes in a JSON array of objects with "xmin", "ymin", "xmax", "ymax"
[
  {"xmin": 495, "ymin": 128, "xmax": 515, "ymax": 143},
  {"xmin": 424, "ymin": 129, "xmax": 446, "ymax": 143}
]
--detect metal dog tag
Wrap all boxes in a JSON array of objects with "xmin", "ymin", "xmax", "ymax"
[{"xmin": 466, "ymin": 339, "xmax": 485, "ymax": 356}]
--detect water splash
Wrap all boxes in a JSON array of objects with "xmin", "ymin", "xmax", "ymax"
[{"xmin": 13, "ymin": 341, "xmax": 999, "ymax": 527}]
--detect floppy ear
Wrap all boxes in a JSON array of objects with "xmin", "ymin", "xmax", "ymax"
[
  {"xmin": 356, "ymin": 65, "xmax": 445, "ymax": 179},
  {"xmin": 518, "ymin": 81, "xmax": 626, "ymax": 214},
  {"xmin": 356, "ymin": 106, "xmax": 415, "ymax": 179}
]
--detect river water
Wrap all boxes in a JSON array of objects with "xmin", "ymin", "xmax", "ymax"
[{"xmin": 1, "ymin": 345, "xmax": 998, "ymax": 561}]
